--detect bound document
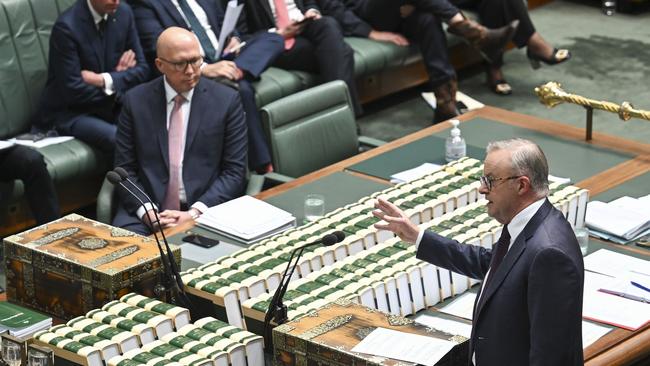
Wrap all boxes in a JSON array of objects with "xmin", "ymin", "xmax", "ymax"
[{"xmin": 196, "ymin": 195, "xmax": 295, "ymax": 244}]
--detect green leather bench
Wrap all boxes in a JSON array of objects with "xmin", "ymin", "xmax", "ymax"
[
  {"xmin": 0, "ymin": 0, "xmax": 108, "ymax": 236},
  {"xmin": 0, "ymin": 0, "xmax": 472, "ymax": 236}
]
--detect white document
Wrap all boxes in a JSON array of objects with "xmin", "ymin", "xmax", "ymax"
[
  {"xmin": 216, "ymin": 0, "xmax": 244, "ymax": 57},
  {"xmin": 584, "ymin": 249, "xmax": 650, "ymax": 278},
  {"xmin": 421, "ymin": 91, "xmax": 485, "ymax": 111},
  {"xmin": 0, "ymin": 140, "xmax": 15, "ymax": 150},
  {"xmin": 196, "ymin": 195, "xmax": 295, "ymax": 243},
  {"xmin": 414, "ymin": 314, "xmax": 472, "ymax": 338},
  {"xmin": 390, "ymin": 163, "xmax": 442, "ymax": 183},
  {"xmin": 9, "ymin": 136, "xmax": 73, "ymax": 148},
  {"xmin": 599, "ymin": 271, "xmax": 650, "ymax": 302},
  {"xmin": 582, "ymin": 320, "xmax": 612, "ymax": 349},
  {"xmin": 586, "ymin": 200, "xmax": 650, "ymax": 240},
  {"xmin": 351, "ymin": 327, "xmax": 456, "ymax": 366},
  {"xmin": 583, "ymin": 271, "xmax": 650, "ymax": 330},
  {"xmin": 439, "ymin": 292, "xmax": 477, "ymax": 320}
]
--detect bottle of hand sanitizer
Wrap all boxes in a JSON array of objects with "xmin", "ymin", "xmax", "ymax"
[{"xmin": 445, "ymin": 119, "xmax": 466, "ymax": 162}]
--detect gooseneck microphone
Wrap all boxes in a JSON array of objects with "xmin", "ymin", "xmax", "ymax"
[
  {"xmin": 263, "ymin": 231, "xmax": 345, "ymax": 343},
  {"xmin": 105, "ymin": 169, "xmax": 191, "ymax": 309}
]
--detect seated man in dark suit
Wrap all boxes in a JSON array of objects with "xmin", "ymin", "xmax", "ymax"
[
  {"xmin": 34, "ymin": 0, "xmax": 149, "ymax": 154},
  {"xmin": 319, "ymin": 0, "xmax": 517, "ymax": 122},
  {"xmin": 113, "ymin": 27, "xmax": 247, "ymax": 235},
  {"xmin": 239, "ymin": 0, "xmax": 363, "ymax": 116},
  {"xmin": 373, "ymin": 138, "xmax": 584, "ymax": 365},
  {"xmin": 130, "ymin": 0, "xmax": 284, "ymax": 173},
  {"xmin": 0, "ymin": 145, "xmax": 60, "ymax": 225}
]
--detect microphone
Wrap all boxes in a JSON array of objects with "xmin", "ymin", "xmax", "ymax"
[
  {"xmin": 105, "ymin": 169, "xmax": 191, "ymax": 309},
  {"xmin": 114, "ymin": 167, "xmax": 184, "ymax": 293},
  {"xmin": 263, "ymin": 231, "xmax": 345, "ymax": 343}
]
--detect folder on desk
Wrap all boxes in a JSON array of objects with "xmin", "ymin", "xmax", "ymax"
[{"xmin": 196, "ymin": 195, "xmax": 295, "ymax": 244}]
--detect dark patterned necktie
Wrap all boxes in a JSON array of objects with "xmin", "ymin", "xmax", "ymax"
[{"xmin": 484, "ymin": 225, "xmax": 510, "ymax": 289}]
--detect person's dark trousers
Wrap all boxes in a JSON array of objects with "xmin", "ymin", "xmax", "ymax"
[
  {"xmin": 57, "ymin": 114, "xmax": 117, "ymax": 155},
  {"xmin": 273, "ymin": 16, "xmax": 363, "ymax": 116},
  {"xmin": 354, "ymin": 0, "xmax": 456, "ymax": 88},
  {"xmin": 238, "ymin": 79, "xmax": 272, "ymax": 170},
  {"xmin": 352, "ymin": 0, "xmax": 458, "ymax": 27},
  {"xmin": 0, "ymin": 145, "xmax": 60, "ymax": 225},
  {"xmin": 454, "ymin": 0, "xmax": 533, "ymax": 67}
]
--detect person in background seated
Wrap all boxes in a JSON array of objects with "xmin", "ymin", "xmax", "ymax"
[
  {"xmin": 0, "ymin": 145, "xmax": 60, "ymax": 225},
  {"xmin": 239, "ymin": 0, "xmax": 363, "ymax": 116},
  {"xmin": 113, "ymin": 27, "xmax": 247, "ymax": 235},
  {"xmin": 34, "ymin": 0, "xmax": 148, "ymax": 154},
  {"xmin": 130, "ymin": 0, "xmax": 284, "ymax": 173},
  {"xmin": 319, "ymin": 0, "xmax": 517, "ymax": 123},
  {"xmin": 451, "ymin": 0, "xmax": 571, "ymax": 95},
  {"xmin": 373, "ymin": 138, "xmax": 583, "ymax": 365}
]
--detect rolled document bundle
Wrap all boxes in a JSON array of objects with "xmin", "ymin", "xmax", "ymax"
[
  {"xmin": 102, "ymin": 301, "xmax": 174, "ymax": 338},
  {"xmin": 67, "ymin": 316, "xmax": 140, "ymax": 353},
  {"xmin": 120, "ymin": 293, "xmax": 191, "ymax": 330}
]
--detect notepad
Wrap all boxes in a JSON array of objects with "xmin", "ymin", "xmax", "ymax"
[{"xmin": 586, "ymin": 198, "xmax": 650, "ymax": 241}]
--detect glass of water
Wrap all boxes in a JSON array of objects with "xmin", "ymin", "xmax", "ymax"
[
  {"xmin": 2, "ymin": 340, "xmax": 22, "ymax": 366},
  {"xmin": 304, "ymin": 194, "xmax": 325, "ymax": 223},
  {"xmin": 573, "ymin": 225, "xmax": 589, "ymax": 256},
  {"xmin": 28, "ymin": 349, "xmax": 49, "ymax": 366}
]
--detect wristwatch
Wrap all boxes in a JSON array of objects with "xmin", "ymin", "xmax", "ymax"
[{"xmin": 189, "ymin": 208, "xmax": 201, "ymax": 220}]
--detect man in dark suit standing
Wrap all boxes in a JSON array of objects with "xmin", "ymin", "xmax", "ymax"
[
  {"xmin": 318, "ymin": 0, "xmax": 517, "ymax": 123},
  {"xmin": 35, "ymin": 0, "xmax": 148, "ymax": 154},
  {"xmin": 130, "ymin": 0, "xmax": 284, "ymax": 173},
  {"xmin": 373, "ymin": 138, "xmax": 583, "ymax": 365},
  {"xmin": 239, "ymin": 0, "xmax": 362, "ymax": 116},
  {"xmin": 113, "ymin": 27, "xmax": 247, "ymax": 235}
]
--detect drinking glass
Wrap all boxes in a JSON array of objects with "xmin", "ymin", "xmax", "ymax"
[
  {"xmin": 2, "ymin": 341, "xmax": 22, "ymax": 366},
  {"xmin": 304, "ymin": 194, "xmax": 325, "ymax": 223},
  {"xmin": 573, "ymin": 226, "xmax": 589, "ymax": 256},
  {"xmin": 28, "ymin": 349, "xmax": 49, "ymax": 366}
]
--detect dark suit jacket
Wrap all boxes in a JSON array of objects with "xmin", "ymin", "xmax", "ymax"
[
  {"xmin": 36, "ymin": 0, "xmax": 148, "ymax": 130},
  {"xmin": 131, "ymin": 0, "xmax": 282, "ymax": 78},
  {"xmin": 112, "ymin": 76, "xmax": 247, "ymax": 227},
  {"xmin": 240, "ymin": 0, "xmax": 320, "ymax": 33},
  {"xmin": 417, "ymin": 199, "xmax": 584, "ymax": 365}
]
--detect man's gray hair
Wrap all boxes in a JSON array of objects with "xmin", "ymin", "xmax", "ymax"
[{"xmin": 486, "ymin": 138, "xmax": 549, "ymax": 197}]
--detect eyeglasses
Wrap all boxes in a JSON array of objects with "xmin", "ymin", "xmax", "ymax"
[
  {"xmin": 479, "ymin": 175, "xmax": 522, "ymax": 191},
  {"xmin": 158, "ymin": 56, "xmax": 203, "ymax": 71}
]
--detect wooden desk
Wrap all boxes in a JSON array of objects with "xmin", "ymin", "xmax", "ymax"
[{"xmin": 166, "ymin": 106, "xmax": 650, "ymax": 365}]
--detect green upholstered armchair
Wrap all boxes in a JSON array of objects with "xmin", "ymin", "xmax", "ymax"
[{"xmin": 259, "ymin": 80, "xmax": 384, "ymax": 184}]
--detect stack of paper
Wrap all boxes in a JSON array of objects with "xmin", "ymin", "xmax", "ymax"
[
  {"xmin": 390, "ymin": 163, "xmax": 442, "ymax": 183},
  {"xmin": 586, "ymin": 195, "xmax": 650, "ymax": 243},
  {"xmin": 0, "ymin": 302, "xmax": 52, "ymax": 339},
  {"xmin": 196, "ymin": 195, "xmax": 295, "ymax": 244}
]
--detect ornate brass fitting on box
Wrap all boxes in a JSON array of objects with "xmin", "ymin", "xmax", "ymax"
[{"xmin": 535, "ymin": 81, "xmax": 650, "ymax": 140}]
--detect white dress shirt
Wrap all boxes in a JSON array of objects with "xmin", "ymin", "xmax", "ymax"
[
  {"xmin": 170, "ymin": 0, "xmax": 219, "ymax": 60},
  {"xmin": 86, "ymin": 0, "xmax": 114, "ymax": 95},
  {"xmin": 136, "ymin": 78, "xmax": 208, "ymax": 220},
  {"xmin": 267, "ymin": 0, "xmax": 306, "ymax": 23}
]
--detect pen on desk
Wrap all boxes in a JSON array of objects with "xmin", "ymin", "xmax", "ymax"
[
  {"xmin": 631, "ymin": 281, "xmax": 650, "ymax": 293},
  {"xmin": 598, "ymin": 288, "xmax": 649, "ymax": 303}
]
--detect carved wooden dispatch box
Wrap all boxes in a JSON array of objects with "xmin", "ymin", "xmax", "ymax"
[
  {"xmin": 272, "ymin": 300, "xmax": 469, "ymax": 366},
  {"xmin": 3, "ymin": 214, "xmax": 181, "ymax": 320}
]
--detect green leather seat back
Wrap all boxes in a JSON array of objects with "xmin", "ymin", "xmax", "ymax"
[
  {"xmin": 0, "ymin": 0, "xmax": 75, "ymax": 138},
  {"xmin": 261, "ymin": 80, "xmax": 359, "ymax": 179}
]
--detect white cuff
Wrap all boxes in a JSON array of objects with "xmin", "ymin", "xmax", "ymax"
[
  {"xmin": 101, "ymin": 72, "xmax": 115, "ymax": 95},
  {"xmin": 191, "ymin": 202, "xmax": 208, "ymax": 215},
  {"xmin": 414, "ymin": 229, "xmax": 425, "ymax": 251},
  {"xmin": 137, "ymin": 203, "xmax": 157, "ymax": 222}
]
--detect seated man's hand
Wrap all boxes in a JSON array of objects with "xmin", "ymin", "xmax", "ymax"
[
  {"xmin": 278, "ymin": 22, "xmax": 304, "ymax": 39},
  {"xmin": 369, "ymin": 30, "xmax": 409, "ymax": 46},
  {"xmin": 141, "ymin": 209, "xmax": 176, "ymax": 232},
  {"xmin": 201, "ymin": 61, "xmax": 243, "ymax": 80},
  {"xmin": 304, "ymin": 8, "xmax": 321, "ymax": 20},
  {"xmin": 223, "ymin": 37, "xmax": 242, "ymax": 56},
  {"xmin": 115, "ymin": 49, "xmax": 137, "ymax": 72},
  {"xmin": 373, "ymin": 197, "xmax": 419, "ymax": 243},
  {"xmin": 81, "ymin": 70, "xmax": 105, "ymax": 87},
  {"xmin": 158, "ymin": 209, "xmax": 197, "ymax": 228},
  {"xmin": 400, "ymin": 4, "xmax": 415, "ymax": 18}
]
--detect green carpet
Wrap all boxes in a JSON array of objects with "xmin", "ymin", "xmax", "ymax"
[{"xmin": 359, "ymin": 1, "xmax": 650, "ymax": 144}]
